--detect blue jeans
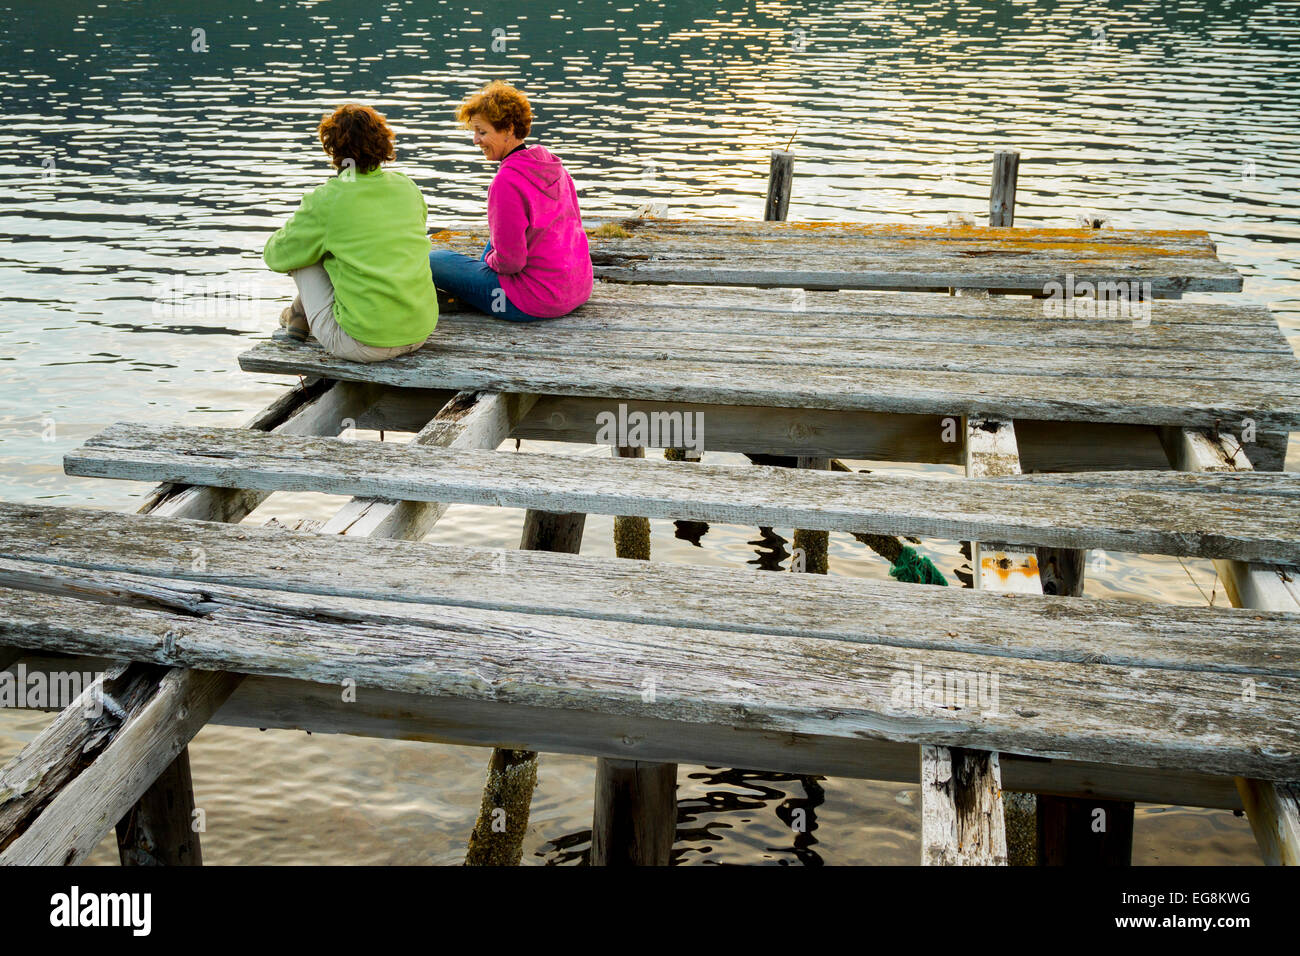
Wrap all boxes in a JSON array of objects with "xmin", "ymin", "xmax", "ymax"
[{"xmin": 428, "ymin": 242, "xmax": 544, "ymax": 322}]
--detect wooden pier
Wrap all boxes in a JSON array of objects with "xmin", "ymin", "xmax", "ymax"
[{"xmin": 2, "ymin": 154, "xmax": 1298, "ymax": 866}]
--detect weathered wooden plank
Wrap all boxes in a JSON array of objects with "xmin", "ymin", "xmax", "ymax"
[
  {"xmin": 429, "ymin": 305, "xmax": 1292, "ymax": 354},
  {"xmin": 0, "ymin": 666, "xmax": 239, "ymax": 866},
  {"xmin": 114, "ymin": 738, "xmax": 204, "ymax": 866},
  {"xmin": 1, "ymin": 570, "xmax": 1298, "ymax": 779},
  {"xmin": 5, "ymin": 651, "xmax": 1248, "ymax": 810},
  {"xmin": 1162, "ymin": 425, "xmax": 1300, "ymax": 866},
  {"xmin": 438, "ymin": 219, "xmax": 1231, "ymax": 256},
  {"xmin": 92, "ymin": 378, "xmax": 383, "ymax": 867},
  {"xmin": 1, "ymin": 379, "xmax": 387, "ymax": 867},
  {"xmin": 919, "ymin": 415, "xmax": 1025, "ymax": 867},
  {"xmin": 398, "ymin": 332, "xmax": 1300, "ymax": 387},
  {"xmin": 65, "ymin": 424, "xmax": 1300, "ymax": 564},
  {"xmin": 432, "ymin": 220, "xmax": 1242, "ymax": 292},
  {"xmin": 572, "ymin": 282, "xmax": 1275, "ymax": 324},
  {"xmin": 3, "ymin": 503, "xmax": 1297, "ymax": 678},
  {"xmin": 464, "ymin": 507, "xmax": 585, "ymax": 867},
  {"xmin": 238, "ymin": 339, "xmax": 1300, "ymax": 430}
]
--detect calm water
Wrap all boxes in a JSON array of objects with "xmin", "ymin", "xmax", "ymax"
[{"xmin": 3, "ymin": 0, "xmax": 1297, "ymax": 864}]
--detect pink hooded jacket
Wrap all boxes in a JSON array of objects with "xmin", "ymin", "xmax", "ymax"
[{"xmin": 485, "ymin": 145, "xmax": 594, "ymax": 318}]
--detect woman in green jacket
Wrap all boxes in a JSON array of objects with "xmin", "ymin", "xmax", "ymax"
[{"xmin": 265, "ymin": 104, "xmax": 437, "ymax": 363}]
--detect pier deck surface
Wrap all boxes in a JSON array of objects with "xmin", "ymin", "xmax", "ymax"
[
  {"xmin": 240, "ymin": 284, "xmax": 1300, "ymax": 430},
  {"xmin": 3, "ymin": 217, "xmax": 1298, "ymax": 866}
]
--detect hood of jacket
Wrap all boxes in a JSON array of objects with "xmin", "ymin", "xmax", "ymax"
[{"xmin": 496, "ymin": 144, "xmax": 566, "ymax": 199}]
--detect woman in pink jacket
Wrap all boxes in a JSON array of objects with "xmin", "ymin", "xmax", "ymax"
[{"xmin": 429, "ymin": 82, "xmax": 593, "ymax": 321}]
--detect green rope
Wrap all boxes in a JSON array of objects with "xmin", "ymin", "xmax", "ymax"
[{"xmin": 888, "ymin": 545, "xmax": 948, "ymax": 586}]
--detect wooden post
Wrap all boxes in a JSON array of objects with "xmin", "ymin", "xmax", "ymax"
[
  {"xmin": 465, "ymin": 508, "xmax": 586, "ymax": 866},
  {"xmin": 1037, "ymin": 796, "xmax": 1135, "ymax": 866},
  {"xmin": 590, "ymin": 444, "xmax": 678, "ymax": 866},
  {"xmin": 765, "ymin": 149, "xmax": 794, "ymax": 222},
  {"xmin": 591, "ymin": 758, "xmax": 677, "ymax": 866},
  {"xmin": 116, "ymin": 754, "xmax": 202, "ymax": 865},
  {"xmin": 989, "ymin": 150, "xmax": 1020, "ymax": 227}
]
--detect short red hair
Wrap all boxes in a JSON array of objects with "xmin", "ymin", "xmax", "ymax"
[
  {"xmin": 456, "ymin": 81, "xmax": 532, "ymax": 139},
  {"xmin": 318, "ymin": 104, "xmax": 395, "ymax": 173}
]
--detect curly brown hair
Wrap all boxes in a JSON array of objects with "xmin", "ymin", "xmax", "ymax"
[
  {"xmin": 456, "ymin": 81, "xmax": 532, "ymax": 139},
  {"xmin": 318, "ymin": 104, "xmax": 396, "ymax": 173}
]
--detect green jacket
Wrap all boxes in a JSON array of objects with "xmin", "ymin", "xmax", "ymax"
[{"xmin": 264, "ymin": 168, "xmax": 438, "ymax": 347}]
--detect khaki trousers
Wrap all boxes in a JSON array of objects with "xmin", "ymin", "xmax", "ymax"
[{"xmin": 290, "ymin": 263, "xmax": 426, "ymax": 363}]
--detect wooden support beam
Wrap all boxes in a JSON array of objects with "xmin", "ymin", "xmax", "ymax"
[
  {"xmin": 989, "ymin": 151, "xmax": 1021, "ymax": 227},
  {"xmin": 1037, "ymin": 795, "xmax": 1136, "ymax": 866},
  {"xmin": 320, "ymin": 391, "xmax": 538, "ymax": 539},
  {"xmin": 792, "ymin": 457, "xmax": 831, "ymax": 574},
  {"xmin": 0, "ymin": 665, "xmax": 239, "ymax": 865},
  {"xmin": 115, "ymin": 742, "xmax": 204, "ymax": 866},
  {"xmin": 5, "ymin": 379, "xmax": 392, "ymax": 866},
  {"xmin": 1030, "ymin": 542, "xmax": 1135, "ymax": 866},
  {"xmin": 1161, "ymin": 424, "xmax": 1300, "ymax": 865},
  {"xmin": 307, "ymin": 388, "xmax": 546, "ymax": 868},
  {"xmin": 612, "ymin": 445, "xmax": 651, "ymax": 562}
]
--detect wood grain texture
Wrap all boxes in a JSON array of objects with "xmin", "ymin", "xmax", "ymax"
[
  {"xmin": 6, "ymin": 651, "xmax": 1249, "ymax": 810},
  {"xmin": 921, "ymin": 747, "xmax": 1007, "ymax": 865},
  {"xmin": 44, "ymin": 377, "xmax": 377, "ymax": 868},
  {"xmin": 590, "ymin": 758, "xmax": 677, "ymax": 866},
  {"xmin": 1, "ymin": 559, "xmax": 1298, "ymax": 778},
  {"xmin": 65, "ymin": 424, "xmax": 1300, "ymax": 564},
  {"xmin": 3, "ymin": 502, "xmax": 1296, "ymax": 678},
  {"xmin": 427, "ymin": 219, "xmax": 1243, "ymax": 293},
  {"xmin": 239, "ymin": 337, "xmax": 1300, "ymax": 430}
]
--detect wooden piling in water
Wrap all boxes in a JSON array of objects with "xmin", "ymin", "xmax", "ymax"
[
  {"xmin": 591, "ymin": 758, "xmax": 677, "ymax": 866},
  {"xmin": 764, "ymin": 149, "xmax": 794, "ymax": 222}
]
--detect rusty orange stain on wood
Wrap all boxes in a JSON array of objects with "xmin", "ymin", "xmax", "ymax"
[{"xmin": 981, "ymin": 553, "xmax": 1040, "ymax": 580}]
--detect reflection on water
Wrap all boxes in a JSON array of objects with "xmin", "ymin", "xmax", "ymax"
[{"xmin": 1, "ymin": 0, "xmax": 1292, "ymax": 863}]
